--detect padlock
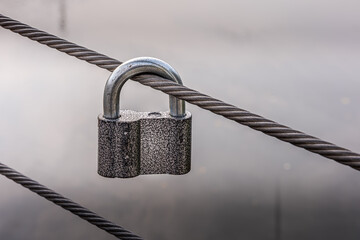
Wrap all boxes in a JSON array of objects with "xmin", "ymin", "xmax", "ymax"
[{"xmin": 98, "ymin": 57, "xmax": 191, "ymax": 178}]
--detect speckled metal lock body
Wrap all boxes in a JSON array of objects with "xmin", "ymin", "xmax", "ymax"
[
  {"xmin": 98, "ymin": 110, "xmax": 191, "ymax": 178},
  {"xmin": 98, "ymin": 57, "xmax": 191, "ymax": 178}
]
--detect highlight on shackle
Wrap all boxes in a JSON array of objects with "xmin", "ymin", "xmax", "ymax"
[{"xmin": 103, "ymin": 57, "xmax": 186, "ymax": 119}]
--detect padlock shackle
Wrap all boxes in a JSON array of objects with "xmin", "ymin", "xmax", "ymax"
[{"xmin": 103, "ymin": 57, "xmax": 185, "ymax": 119}]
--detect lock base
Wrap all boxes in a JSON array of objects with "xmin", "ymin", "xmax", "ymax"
[{"xmin": 98, "ymin": 110, "xmax": 191, "ymax": 178}]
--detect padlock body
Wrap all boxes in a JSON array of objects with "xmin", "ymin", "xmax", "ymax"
[{"xmin": 98, "ymin": 110, "xmax": 191, "ymax": 178}]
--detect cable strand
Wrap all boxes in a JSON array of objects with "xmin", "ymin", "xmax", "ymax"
[
  {"xmin": 0, "ymin": 162, "xmax": 143, "ymax": 240},
  {"xmin": 0, "ymin": 13, "xmax": 359, "ymax": 171}
]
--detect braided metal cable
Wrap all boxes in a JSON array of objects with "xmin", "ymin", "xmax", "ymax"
[
  {"xmin": 0, "ymin": 13, "xmax": 359, "ymax": 173},
  {"xmin": 0, "ymin": 162, "xmax": 143, "ymax": 240},
  {"xmin": 0, "ymin": 14, "xmax": 121, "ymax": 71}
]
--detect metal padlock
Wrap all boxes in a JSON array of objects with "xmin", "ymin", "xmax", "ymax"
[{"xmin": 98, "ymin": 57, "xmax": 192, "ymax": 178}]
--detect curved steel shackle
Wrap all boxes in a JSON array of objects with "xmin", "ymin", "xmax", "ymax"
[{"xmin": 103, "ymin": 57, "xmax": 186, "ymax": 119}]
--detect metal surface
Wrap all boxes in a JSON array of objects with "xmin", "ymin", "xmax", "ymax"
[
  {"xmin": 98, "ymin": 110, "xmax": 191, "ymax": 178},
  {"xmin": 103, "ymin": 57, "xmax": 185, "ymax": 118},
  {"xmin": 0, "ymin": 13, "xmax": 359, "ymax": 171},
  {"xmin": 0, "ymin": 162, "xmax": 143, "ymax": 240}
]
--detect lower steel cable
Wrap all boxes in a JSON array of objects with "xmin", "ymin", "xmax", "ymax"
[{"xmin": 0, "ymin": 162, "xmax": 143, "ymax": 240}]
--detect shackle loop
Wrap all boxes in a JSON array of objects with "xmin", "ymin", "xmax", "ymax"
[{"xmin": 103, "ymin": 57, "xmax": 186, "ymax": 119}]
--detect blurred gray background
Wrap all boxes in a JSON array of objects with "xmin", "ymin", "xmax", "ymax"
[{"xmin": 1, "ymin": 0, "xmax": 360, "ymax": 239}]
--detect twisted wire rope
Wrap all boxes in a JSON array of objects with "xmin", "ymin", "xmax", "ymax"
[
  {"xmin": 0, "ymin": 14, "xmax": 359, "ymax": 170},
  {"xmin": 0, "ymin": 162, "xmax": 143, "ymax": 240}
]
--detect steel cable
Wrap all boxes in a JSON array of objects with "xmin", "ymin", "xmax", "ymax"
[
  {"xmin": 0, "ymin": 13, "xmax": 359, "ymax": 171},
  {"xmin": 0, "ymin": 162, "xmax": 143, "ymax": 240}
]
